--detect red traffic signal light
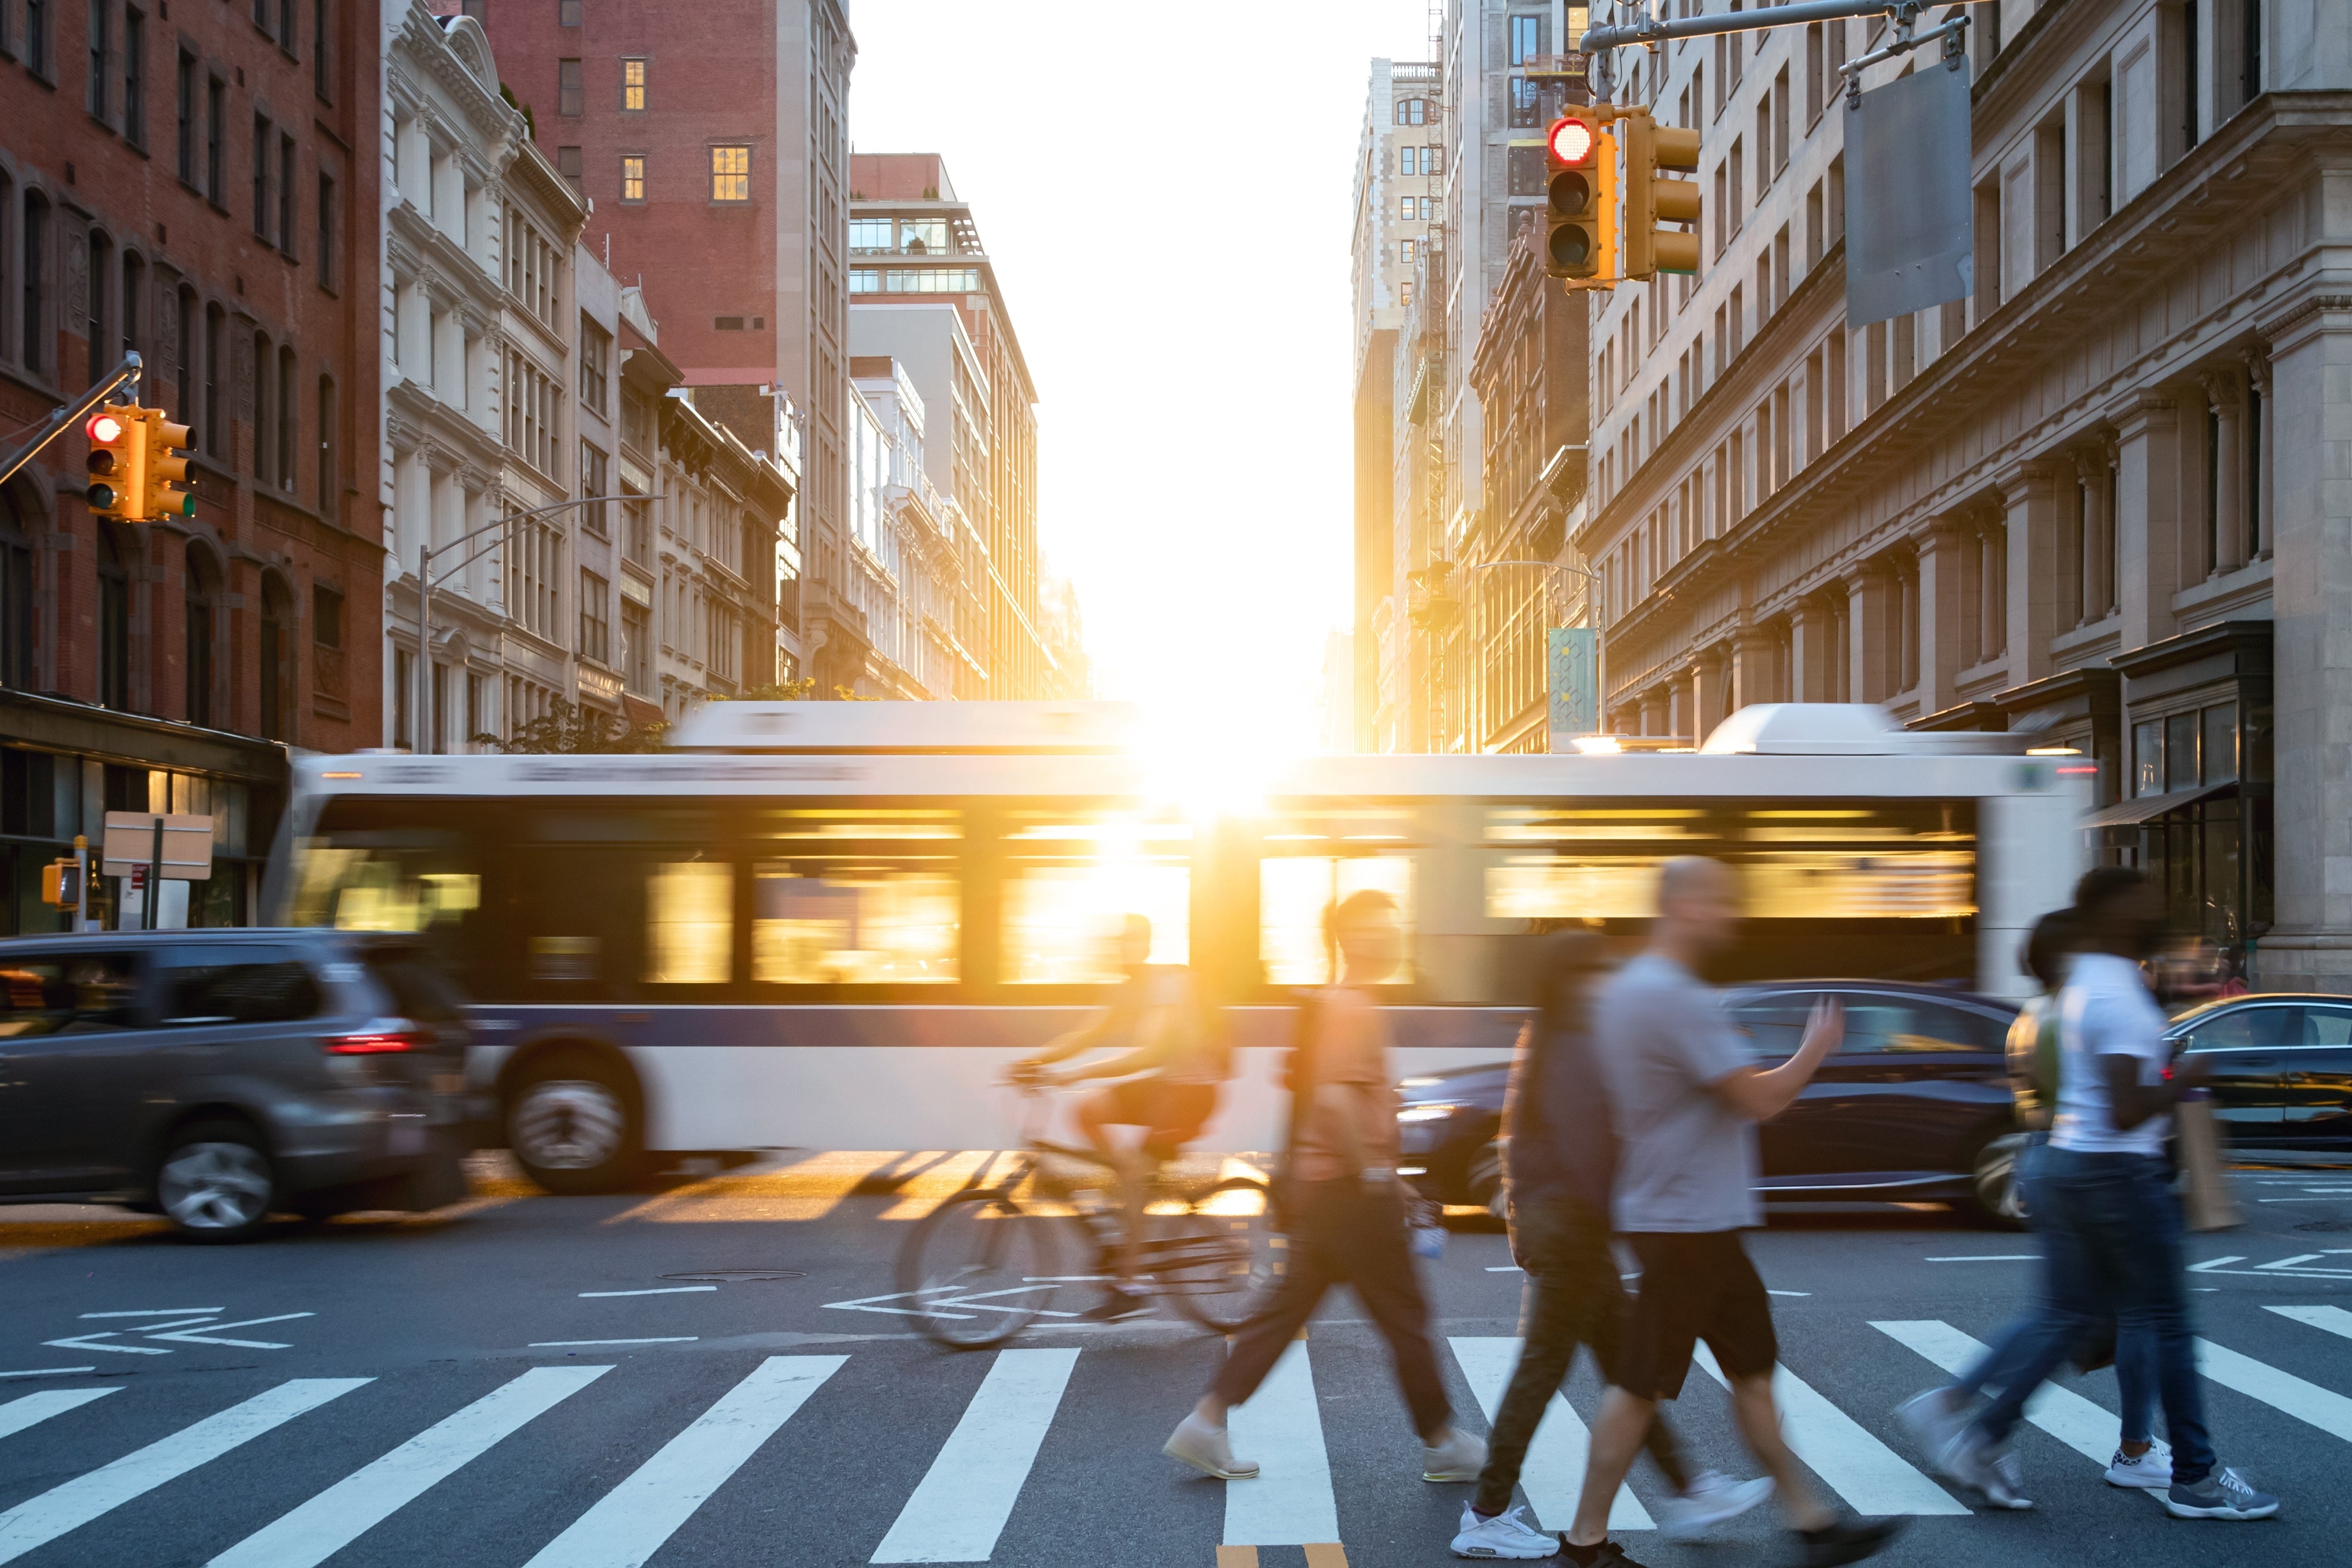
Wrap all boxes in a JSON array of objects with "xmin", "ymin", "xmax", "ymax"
[
  {"xmin": 1548, "ymin": 116, "xmax": 1595, "ymax": 166},
  {"xmin": 1545, "ymin": 111, "xmax": 1616, "ymax": 282},
  {"xmin": 85, "ymin": 406, "xmax": 143, "ymax": 520},
  {"xmin": 87, "ymin": 413, "xmax": 128, "ymax": 444}
]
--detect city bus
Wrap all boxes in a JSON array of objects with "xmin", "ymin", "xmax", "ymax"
[{"xmin": 268, "ymin": 701, "xmax": 2087, "ymax": 1192}]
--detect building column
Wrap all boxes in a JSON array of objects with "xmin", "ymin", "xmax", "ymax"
[
  {"xmin": 2074, "ymin": 442, "xmax": 2116, "ymax": 622},
  {"xmin": 1688, "ymin": 653, "xmax": 1725, "ymax": 745},
  {"xmin": 1641, "ymin": 687, "xmax": 1669, "ymax": 738},
  {"xmin": 2253, "ymin": 297, "xmax": 2352, "ymax": 989},
  {"xmin": 2203, "ymin": 365, "xmax": 2248, "ymax": 576},
  {"xmin": 2249, "ymin": 349, "xmax": 2275, "ymax": 560},
  {"xmin": 1731, "ymin": 626, "xmax": 1776, "ymax": 712},
  {"xmin": 1915, "ymin": 522, "xmax": 1969, "ymax": 716},
  {"xmin": 1845, "ymin": 563, "xmax": 1892, "ymax": 704},
  {"xmin": 2110, "ymin": 390, "xmax": 2180, "ymax": 652},
  {"xmin": 1788, "ymin": 596, "xmax": 1832, "ymax": 701},
  {"xmin": 2000, "ymin": 459, "xmax": 2064, "ymax": 691}
]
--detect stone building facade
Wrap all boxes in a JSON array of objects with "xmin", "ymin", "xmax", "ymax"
[{"xmin": 1579, "ymin": 0, "xmax": 2350, "ymax": 979}]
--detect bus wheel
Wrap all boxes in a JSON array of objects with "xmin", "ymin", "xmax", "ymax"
[{"xmin": 508, "ymin": 1051, "xmax": 641, "ymax": 1195}]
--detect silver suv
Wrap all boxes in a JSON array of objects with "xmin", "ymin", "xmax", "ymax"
[{"xmin": 0, "ymin": 929, "xmax": 469, "ymax": 1241}]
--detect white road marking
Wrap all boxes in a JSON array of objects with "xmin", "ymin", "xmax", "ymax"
[
  {"xmin": 527, "ymin": 1338, "xmax": 697, "ymax": 1348},
  {"xmin": 578, "ymin": 1287, "xmax": 719, "ymax": 1298},
  {"xmin": 2266, "ymin": 1305, "xmax": 2352, "ymax": 1341},
  {"xmin": 209, "ymin": 1366, "xmax": 610, "ymax": 1568},
  {"xmin": 1485, "ymin": 1266, "xmax": 1524, "ymax": 1273},
  {"xmin": 1925, "ymin": 1255, "xmax": 2036, "ymax": 1262},
  {"xmin": 0, "ymin": 1378, "xmax": 369, "ymax": 1565},
  {"xmin": 1224, "ymin": 1341, "xmax": 1340, "ymax": 1547},
  {"xmin": 0, "ymin": 1369, "xmax": 98, "ymax": 1380},
  {"xmin": 0, "ymin": 1389, "xmax": 118, "ymax": 1443},
  {"xmin": 1769, "ymin": 1290, "xmax": 1812, "ymax": 1298},
  {"xmin": 1448, "ymin": 1337, "xmax": 1652, "ymax": 1530},
  {"xmin": 520, "ymin": 1355, "xmax": 847, "ymax": 1568},
  {"xmin": 78, "ymin": 1309, "xmax": 225, "ymax": 1318},
  {"xmin": 871, "ymin": 1348, "xmax": 1078, "ymax": 1563},
  {"xmin": 1868, "ymin": 1320, "xmax": 2116, "ymax": 1464},
  {"xmin": 1692, "ymin": 1346, "xmax": 1966, "ymax": 1515},
  {"xmin": 39, "ymin": 1333, "xmax": 171, "ymax": 1356},
  {"xmin": 2258, "ymin": 1255, "xmax": 2326, "ymax": 1270},
  {"xmin": 2195, "ymin": 1339, "xmax": 2352, "ymax": 1440},
  {"xmin": 148, "ymin": 1313, "xmax": 315, "ymax": 1349}
]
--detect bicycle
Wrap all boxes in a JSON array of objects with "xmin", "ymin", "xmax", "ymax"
[{"xmin": 894, "ymin": 1084, "xmax": 1282, "ymax": 1349}]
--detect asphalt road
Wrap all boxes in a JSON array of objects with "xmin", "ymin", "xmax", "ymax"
[{"xmin": 2, "ymin": 1155, "xmax": 2347, "ymax": 1568}]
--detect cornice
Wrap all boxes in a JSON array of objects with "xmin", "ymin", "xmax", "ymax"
[{"xmin": 393, "ymin": 6, "xmax": 519, "ymax": 145}]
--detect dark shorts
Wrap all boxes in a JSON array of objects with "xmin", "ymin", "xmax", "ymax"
[
  {"xmin": 1618, "ymin": 1230, "xmax": 1779, "ymax": 1400},
  {"xmin": 1103, "ymin": 1079, "xmax": 1217, "ymax": 1156}
]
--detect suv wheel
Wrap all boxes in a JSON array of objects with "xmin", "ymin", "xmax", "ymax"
[
  {"xmin": 156, "ymin": 1121, "xmax": 278, "ymax": 1242},
  {"xmin": 508, "ymin": 1051, "xmax": 640, "ymax": 1195},
  {"xmin": 1968, "ymin": 1133, "xmax": 2032, "ymax": 1228}
]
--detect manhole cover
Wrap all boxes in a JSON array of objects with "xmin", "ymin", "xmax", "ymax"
[
  {"xmin": 660, "ymin": 1269, "xmax": 807, "ymax": 1283},
  {"xmin": 2293, "ymin": 1218, "xmax": 2352, "ymax": 1233}
]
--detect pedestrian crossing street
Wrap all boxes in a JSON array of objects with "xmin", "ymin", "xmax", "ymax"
[{"xmin": 3, "ymin": 1305, "xmax": 2350, "ymax": 1567}]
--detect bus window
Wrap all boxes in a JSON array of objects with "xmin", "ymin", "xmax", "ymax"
[
  {"xmin": 646, "ymin": 860, "xmax": 732, "ymax": 985},
  {"xmin": 1259, "ymin": 857, "xmax": 1415, "ymax": 985},
  {"xmin": 1001, "ymin": 809, "xmax": 1190, "ymax": 982},
  {"xmin": 747, "ymin": 807, "xmax": 960, "ymax": 985},
  {"xmin": 291, "ymin": 835, "xmax": 479, "ymax": 934}
]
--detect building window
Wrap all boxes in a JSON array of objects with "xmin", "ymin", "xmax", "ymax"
[
  {"xmin": 847, "ymin": 268, "xmax": 982, "ymax": 295},
  {"xmin": 316, "ymin": 171, "xmax": 336, "ymax": 290},
  {"xmin": 313, "ymin": 0, "xmax": 330, "ymax": 99},
  {"xmin": 620, "ymin": 154, "xmax": 644, "ymax": 202},
  {"xmin": 276, "ymin": 343, "xmax": 297, "ymax": 490},
  {"xmin": 1509, "ymin": 76, "xmax": 1544, "ymax": 128},
  {"xmin": 1400, "ymin": 276, "xmax": 1414, "ymax": 307},
  {"xmin": 253, "ymin": 114, "xmax": 272, "ymax": 239},
  {"xmin": 88, "ymin": 0, "xmax": 110, "ymax": 120},
  {"xmin": 710, "ymin": 145, "xmax": 750, "ymax": 202},
  {"xmin": 279, "ymin": 132, "xmax": 298, "ymax": 258},
  {"xmin": 1511, "ymin": 14, "xmax": 1543, "ymax": 64},
  {"xmin": 579, "ymin": 316, "xmax": 610, "ymax": 412},
  {"xmin": 848, "ymin": 217, "xmax": 891, "ymax": 252},
  {"xmin": 123, "ymin": 6, "xmax": 145, "ymax": 145},
  {"xmin": 622, "ymin": 56, "xmax": 646, "ymax": 111},
  {"xmin": 1396, "ymin": 96, "xmax": 1426, "ymax": 126},
  {"xmin": 316, "ymin": 373, "xmax": 336, "ymax": 515},
  {"xmin": 185, "ymin": 544, "xmax": 217, "ymax": 726},
  {"xmin": 559, "ymin": 58, "xmax": 583, "ymax": 116},
  {"xmin": 579, "ymin": 440, "xmax": 608, "ymax": 537},
  {"xmin": 559, "ymin": 0, "xmax": 582, "ymax": 24},
  {"xmin": 175, "ymin": 49, "xmax": 196, "ymax": 182},
  {"xmin": 557, "ymin": 145, "xmax": 583, "ymax": 193},
  {"xmin": 206, "ymin": 76, "xmax": 225, "ymax": 202},
  {"xmin": 96, "ymin": 526, "xmax": 130, "ymax": 710},
  {"xmin": 579, "ymin": 569, "xmax": 610, "ymax": 664},
  {"xmin": 259, "ymin": 576, "xmax": 293, "ymax": 741},
  {"xmin": 201, "ymin": 303, "xmax": 223, "ymax": 452},
  {"xmin": 312, "ymin": 580, "xmax": 343, "ymax": 646},
  {"xmin": 622, "ymin": 599, "xmax": 650, "ymax": 693},
  {"xmin": 1399, "ymin": 238, "xmax": 1415, "ymax": 265}
]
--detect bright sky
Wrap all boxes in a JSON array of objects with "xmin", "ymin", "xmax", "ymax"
[{"xmin": 847, "ymin": 1, "xmax": 1431, "ymax": 759}]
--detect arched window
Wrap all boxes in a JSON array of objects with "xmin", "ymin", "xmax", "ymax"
[
  {"xmin": 20, "ymin": 192, "xmax": 48, "ymax": 375},
  {"xmin": 175, "ymin": 284, "xmax": 196, "ymax": 422},
  {"xmin": 0, "ymin": 170, "xmax": 14, "ymax": 364},
  {"xmin": 315, "ymin": 372, "xmax": 335, "ymax": 514},
  {"xmin": 277, "ymin": 343, "xmax": 297, "ymax": 490},
  {"xmin": 251, "ymin": 330, "xmax": 272, "ymax": 479},
  {"xmin": 184, "ymin": 541, "xmax": 218, "ymax": 726},
  {"xmin": 1396, "ymin": 98, "xmax": 1426, "ymax": 126},
  {"xmin": 259, "ymin": 573, "xmax": 295, "ymax": 741},
  {"xmin": 203, "ymin": 303, "xmax": 225, "ymax": 454},
  {"xmin": 96, "ymin": 523, "xmax": 131, "ymax": 710},
  {"xmin": 0, "ymin": 477, "xmax": 36, "ymax": 689},
  {"xmin": 85, "ymin": 230, "xmax": 112, "ymax": 389}
]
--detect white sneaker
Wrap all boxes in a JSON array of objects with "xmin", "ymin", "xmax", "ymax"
[
  {"xmin": 1942, "ymin": 1435, "xmax": 2033, "ymax": 1510},
  {"xmin": 1163, "ymin": 1413, "xmax": 1258, "ymax": 1480},
  {"xmin": 1450, "ymin": 1502, "xmax": 1561, "ymax": 1560},
  {"xmin": 2105, "ymin": 1441, "xmax": 2173, "ymax": 1490},
  {"xmin": 1893, "ymin": 1389, "xmax": 1973, "ymax": 1477},
  {"xmin": 1424, "ymin": 1425, "xmax": 1489, "ymax": 1482},
  {"xmin": 1655, "ymin": 1469, "xmax": 1775, "ymax": 1543}
]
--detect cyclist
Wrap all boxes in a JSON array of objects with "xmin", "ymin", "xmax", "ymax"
[{"xmin": 1015, "ymin": 912, "xmax": 1229, "ymax": 1319}]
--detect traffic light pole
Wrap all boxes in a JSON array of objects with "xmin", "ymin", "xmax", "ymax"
[
  {"xmin": 1578, "ymin": 0, "xmax": 1923, "ymax": 62},
  {"xmin": 0, "ymin": 352, "xmax": 144, "ymax": 488}
]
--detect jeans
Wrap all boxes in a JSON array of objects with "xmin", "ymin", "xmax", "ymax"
[
  {"xmin": 1973, "ymin": 1147, "xmax": 2214, "ymax": 1486},
  {"xmin": 1473, "ymin": 1192, "xmax": 1690, "ymax": 1516},
  {"xmin": 1210, "ymin": 1178, "xmax": 1452, "ymax": 1439}
]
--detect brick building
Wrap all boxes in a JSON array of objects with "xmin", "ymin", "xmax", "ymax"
[
  {"xmin": 1, "ymin": 0, "xmax": 382, "ymax": 931},
  {"xmin": 451, "ymin": 0, "xmax": 850, "ymax": 689}
]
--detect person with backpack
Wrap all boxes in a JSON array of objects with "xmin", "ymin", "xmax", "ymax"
[
  {"xmin": 1163, "ymin": 889, "xmax": 1486, "ymax": 1486},
  {"xmin": 1016, "ymin": 912, "xmax": 1230, "ymax": 1320},
  {"xmin": 1450, "ymin": 931, "xmax": 1772, "ymax": 1560}
]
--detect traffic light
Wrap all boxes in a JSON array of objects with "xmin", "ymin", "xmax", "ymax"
[
  {"xmin": 84, "ymin": 407, "xmax": 144, "ymax": 521},
  {"xmin": 1623, "ymin": 112, "xmax": 1703, "ymax": 279},
  {"xmin": 141, "ymin": 412, "xmax": 195, "ymax": 520},
  {"xmin": 1545, "ymin": 110, "xmax": 1616, "ymax": 281}
]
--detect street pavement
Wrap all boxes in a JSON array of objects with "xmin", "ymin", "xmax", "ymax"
[{"xmin": 1, "ymin": 1154, "xmax": 2347, "ymax": 1568}]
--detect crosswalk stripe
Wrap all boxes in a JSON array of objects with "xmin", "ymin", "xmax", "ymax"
[
  {"xmin": 870, "ymin": 1348, "xmax": 1077, "ymax": 1563},
  {"xmin": 520, "ymin": 1355, "xmax": 847, "ymax": 1568},
  {"xmin": 2266, "ymin": 1304, "xmax": 2352, "ymax": 1342},
  {"xmin": 1692, "ymin": 1346, "xmax": 1966, "ymax": 1515},
  {"xmin": 1224, "ymin": 1341, "xmax": 1340, "ymax": 1547},
  {"xmin": 1446, "ymin": 1338, "xmax": 1652, "ymax": 1530},
  {"xmin": 0, "ymin": 1378, "xmax": 369, "ymax": 1566},
  {"xmin": 2194, "ymin": 1338, "xmax": 2352, "ymax": 1440},
  {"xmin": 0, "ymin": 1388, "xmax": 118, "ymax": 1443},
  {"xmin": 1867, "ymin": 1320, "xmax": 2115, "ymax": 1464},
  {"xmin": 208, "ymin": 1366, "xmax": 612, "ymax": 1568}
]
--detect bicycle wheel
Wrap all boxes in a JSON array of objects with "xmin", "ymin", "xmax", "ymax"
[
  {"xmin": 896, "ymin": 1188, "xmax": 1063, "ymax": 1350},
  {"xmin": 1154, "ymin": 1176, "xmax": 1279, "ymax": 1332}
]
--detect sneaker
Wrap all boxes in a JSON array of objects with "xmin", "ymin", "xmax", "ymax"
[
  {"xmin": 1938, "ymin": 1432, "xmax": 2033, "ymax": 1510},
  {"xmin": 1790, "ymin": 1516, "xmax": 1907, "ymax": 1568},
  {"xmin": 2163, "ymin": 1466, "xmax": 2279, "ymax": 1520},
  {"xmin": 1450, "ymin": 1503, "xmax": 1561, "ymax": 1560},
  {"xmin": 1082, "ymin": 1289, "xmax": 1153, "ymax": 1322},
  {"xmin": 1892, "ymin": 1389, "xmax": 1973, "ymax": 1477},
  {"xmin": 1423, "ymin": 1425, "xmax": 1489, "ymax": 1482},
  {"xmin": 1655, "ymin": 1470, "xmax": 1775, "ymax": 1543},
  {"xmin": 1162, "ymin": 1413, "xmax": 1258, "ymax": 1480},
  {"xmin": 2105, "ymin": 1441, "xmax": 2173, "ymax": 1489}
]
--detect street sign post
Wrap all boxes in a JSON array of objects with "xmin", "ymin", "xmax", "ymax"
[{"xmin": 101, "ymin": 813, "xmax": 216, "ymax": 931}]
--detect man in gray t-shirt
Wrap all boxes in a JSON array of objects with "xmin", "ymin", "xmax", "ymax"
[{"xmin": 1557, "ymin": 858, "xmax": 1904, "ymax": 1568}]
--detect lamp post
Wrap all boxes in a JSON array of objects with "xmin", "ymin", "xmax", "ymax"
[{"xmin": 413, "ymin": 492, "xmax": 662, "ymax": 753}]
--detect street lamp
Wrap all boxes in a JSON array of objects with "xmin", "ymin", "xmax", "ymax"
[{"xmin": 412, "ymin": 492, "xmax": 662, "ymax": 754}]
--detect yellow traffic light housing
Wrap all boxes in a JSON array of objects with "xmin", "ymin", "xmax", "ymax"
[
  {"xmin": 142, "ymin": 413, "xmax": 195, "ymax": 520},
  {"xmin": 1545, "ymin": 111, "xmax": 1617, "ymax": 282},
  {"xmin": 1623, "ymin": 112, "xmax": 1703, "ymax": 279},
  {"xmin": 84, "ymin": 407, "xmax": 144, "ymax": 521}
]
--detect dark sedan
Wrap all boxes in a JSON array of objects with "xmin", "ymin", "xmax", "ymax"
[
  {"xmin": 1396, "ymin": 980, "xmax": 2029, "ymax": 1224},
  {"xmin": 2166, "ymin": 992, "xmax": 2352, "ymax": 1149}
]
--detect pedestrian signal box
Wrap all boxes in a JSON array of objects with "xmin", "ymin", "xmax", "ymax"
[
  {"xmin": 1545, "ymin": 112, "xmax": 1616, "ymax": 281},
  {"xmin": 1623, "ymin": 112, "xmax": 1703, "ymax": 279},
  {"xmin": 85, "ymin": 408, "xmax": 143, "ymax": 521}
]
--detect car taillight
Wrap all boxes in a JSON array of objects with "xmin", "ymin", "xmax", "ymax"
[{"xmin": 325, "ymin": 1031, "xmax": 421, "ymax": 1055}]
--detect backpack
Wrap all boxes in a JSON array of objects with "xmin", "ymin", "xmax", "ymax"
[{"xmin": 2006, "ymin": 994, "xmax": 2062, "ymax": 1131}]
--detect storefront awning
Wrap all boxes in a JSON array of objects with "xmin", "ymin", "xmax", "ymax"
[{"xmin": 2084, "ymin": 782, "xmax": 2234, "ymax": 830}]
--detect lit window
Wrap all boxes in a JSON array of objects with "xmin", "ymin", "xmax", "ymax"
[
  {"xmin": 646, "ymin": 861, "xmax": 732, "ymax": 984},
  {"xmin": 848, "ymin": 217, "xmax": 891, "ymax": 252},
  {"xmin": 899, "ymin": 219, "xmax": 947, "ymax": 253},
  {"xmin": 1000, "ymin": 810, "xmax": 1191, "ymax": 983},
  {"xmin": 1401, "ymin": 238, "xmax": 1415, "ymax": 265},
  {"xmin": 622, "ymin": 57, "xmax": 646, "ymax": 111},
  {"xmin": 1260, "ymin": 847, "xmax": 1415, "ymax": 987},
  {"xmin": 620, "ymin": 155, "xmax": 644, "ymax": 202},
  {"xmin": 1400, "ymin": 195, "xmax": 1414, "ymax": 220},
  {"xmin": 748, "ymin": 809, "xmax": 962, "ymax": 985},
  {"xmin": 710, "ymin": 144, "xmax": 750, "ymax": 202},
  {"xmin": 1401, "ymin": 278, "xmax": 1414, "ymax": 306}
]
